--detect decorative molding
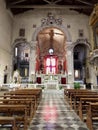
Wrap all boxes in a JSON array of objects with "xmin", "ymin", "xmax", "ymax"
[
  {"xmin": 14, "ymin": 38, "xmax": 27, "ymax": 43},
  {"xmin": 30, "ymin": 41, "xmax": 37, "ymax": 50},
  {"xmin": 66, "ymin": 43, "xmax": 73, "ymax": 51},
  {"xmin": 12, "ymin": 38, "xmax": 30, "ymax": 49},
  {"xmin": 32, "ymin": 13, "xmax": 72, "ymax": 42},
  {"xmin": 89, "ymin": 4, "xmax": 98, "ymax": 26},
  {"xmin": 90, "ymin": 49, "xmax": 98, "ymax": 65},
  {"xmin": 73, "ymin": 38, "xmax": 91, "ymax": 49},
  {"xmin": 41, "ymin": 13, "xmax": 62, "ymax": 26},
  {"xmin": 65, "ymin": 38, "xmax": 91, "ymax": 53}
]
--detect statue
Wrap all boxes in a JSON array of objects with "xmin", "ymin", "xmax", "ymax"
[
  {"xmin": 4, "ymin": 66, "xmax": 8, "ymax": 83},
  {"xmin": 13, "ymin": 70, "xmax": 21, "ymax": 83}
]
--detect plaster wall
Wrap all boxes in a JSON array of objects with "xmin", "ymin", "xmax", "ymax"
[
  {"xmin": 12, "ymin": 9, "xmax": 90, "ymax": 43},
  {"xmin": 0, "ymin": 0, "xmax": 13, "ymax": 83}
]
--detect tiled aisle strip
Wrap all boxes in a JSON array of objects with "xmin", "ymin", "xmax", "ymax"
[{"xmin": 28, "ymin": 89, "xmax": 89, "ymax": 130}]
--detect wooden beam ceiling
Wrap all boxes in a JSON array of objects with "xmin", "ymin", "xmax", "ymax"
[
  {"xmin": 9, "ymin": 5, "xmax": 93, "ymax": 9},
  {"xmin": 8, "ymin": 0, "xmax": 27, "ymax": 5},
  {"xmin": 5, "ymin": 0, "xmax": 98, "ymax": 15}
]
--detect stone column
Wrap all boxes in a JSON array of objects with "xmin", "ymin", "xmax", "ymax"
[
  {"xmin": 29, "ymin": 41, "xmax": 37, "ymax": 82},
  {"xmin": 8, "ymin": 52, "xmax": 13, "ymax": 83},
  {"xmin": 66, "ymin": 42, "xmax": 74, "ymax": 86}
]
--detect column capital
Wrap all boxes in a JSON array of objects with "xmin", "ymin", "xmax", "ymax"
[
  {"xmin": 30, "ymin": 40, "xmax": 37, "ymax": 50},
  {"xmin": 66, "ymin": 42, "xmax": 73, "ymax": 51}
]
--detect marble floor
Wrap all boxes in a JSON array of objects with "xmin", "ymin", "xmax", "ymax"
[
  {"xmin": 0, "ymin": 89, "xmax": 98, "ymax": 130},
  {"xmin": 28, "ymin": 89, "xmax": 89, "ymax": 130}
]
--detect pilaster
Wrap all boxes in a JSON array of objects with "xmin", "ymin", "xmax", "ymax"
[
  {"xmin": 29, "ymin": 40, "xmax": 37, "ymax": 81},
  {"xmin": 66, "ymin": 42, "xmax": 74, "ymax": 85}
]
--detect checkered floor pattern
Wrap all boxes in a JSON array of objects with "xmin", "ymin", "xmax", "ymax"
[
  {"xmin": 1, "ymin": 89, "xmax": 98, "ymax": 130},
  {"xmin": 28, "ymin": 89, "xmax": 90, "ymax": 130}
]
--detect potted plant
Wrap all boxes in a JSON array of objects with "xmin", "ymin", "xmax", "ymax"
[
  {"xmin": 41, "ymin": 86, "xmax": 44, "ymax": 90},
  {"xmin": 59, "ymin": 85, "xmax": 62, "ymax": 90},
  {"xmin": 74, "ymin": 82, "xmax": 80, "ymax": 89}
]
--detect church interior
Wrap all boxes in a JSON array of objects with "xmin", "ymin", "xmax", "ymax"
[{"xmin": 0, "ymin": 0, "xmax": 98, "ymax": 129}]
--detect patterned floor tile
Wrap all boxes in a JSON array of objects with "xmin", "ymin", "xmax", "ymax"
[{"xmin": 28, "ymin": 89, "xmax": 89, "ymax": 130}]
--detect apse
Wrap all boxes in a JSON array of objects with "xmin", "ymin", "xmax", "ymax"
[{"xmin": 36, "ymin": 27, "xmax": 67, "ymax": 74}]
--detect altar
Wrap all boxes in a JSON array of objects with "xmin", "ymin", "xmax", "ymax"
[{"xmin": 36, "ymin": 74, "xmax": 66, "ymax": 89}]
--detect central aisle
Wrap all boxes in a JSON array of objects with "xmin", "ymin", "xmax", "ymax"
[{"xmin": 28, "ymin": 90, "xmax": 89, "ymax": 130}]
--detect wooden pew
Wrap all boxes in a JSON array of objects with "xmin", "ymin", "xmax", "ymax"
[
  {"xmin": 0, "ymin": 104, "xmax": 27, "ymax": 130},
  {"xmin": 86, "ymin": 102, "xmax": 98, "ymax": 130},
  {"xmin": 73, "ymin": 94, "xmax": 98, "ymax": 111},
  {"xmin": 4, "ymin": 88, "xmax": 42, "ymax": 107},
  {"xmin": 0, "ymin": 116, "xmax": 16, "ymax": 130},
  {"xmin": 4, "ymin": 90, "xmax": 40, "ymax": 110},
  {"xmin": 64, "ymin": 89, "xmax": 90, "ymax": 103},
  {"xmin": 0, "ymin": 88, "xmax": 42, "ymax": 129},
  {"xmin": 0, "ymin": 98, "xmax": 34, "ymax": 119},
  {"xmin": 69, "ymin": 91, "xmax": 97, "ymax": 110},
  {"xmin": 78, "ymin": 98, "xmax": 98, "ymax": 121},
  {"xmin": 1, "ymin": 94, "xmax": 37, "ymax": 113},
  {"xmin": 64, "ymin": 88, "xmax": 74, "ymax": 101}
]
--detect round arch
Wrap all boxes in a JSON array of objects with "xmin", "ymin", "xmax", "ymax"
[
  {"xmin": 72, "ymin": 39, "xmax": 91, "ymax": 51},
  {"xmin": 32, "ymin": 25, "xmax": 72, "ymax": 42}
]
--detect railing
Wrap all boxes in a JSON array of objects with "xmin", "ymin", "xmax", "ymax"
[{"xmin": 0, "ymin": 83, "xmax": 87, "ymax": 91}]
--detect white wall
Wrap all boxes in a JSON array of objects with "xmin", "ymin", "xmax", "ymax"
[
  {"xmin": 11, "ymin": 8, "xmax": 90, "ymax": 84},
  {"xmin": 0, "ymin": 0, "xmax": 13, "ymax": 83},
  {"xmin": 12, "ymin": 8, "xmax": 90, "ymax": 43}
]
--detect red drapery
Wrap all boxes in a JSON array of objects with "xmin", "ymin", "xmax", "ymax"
[
  {"xmin": 63, "ymin": 60, "xmax": 67, "ymax": 73},
  {"xmin": 35, "ymin": 58, "xmax": 40, "ymax": 73},
  {"xmin": 44, "ymin": 55, "xmax": 58, "ymax": 74}
]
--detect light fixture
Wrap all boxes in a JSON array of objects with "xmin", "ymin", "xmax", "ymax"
[{"xmin": 49, "ymin": 48, "xmax": 54, "ymax": 55}]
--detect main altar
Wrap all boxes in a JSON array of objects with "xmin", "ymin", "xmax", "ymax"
[{"xmin": 36, "ymin": 74, "xmax": 67, "ymax": 89}]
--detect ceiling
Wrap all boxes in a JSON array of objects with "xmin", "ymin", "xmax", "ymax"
[{"xmin": 5, "ymin": 0, "xmax": 98, "ymax": 16}]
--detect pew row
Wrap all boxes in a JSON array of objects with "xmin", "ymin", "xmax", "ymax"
[
  {"xmin": 0, "ymin": 104, "xmax": 27, "ymax": 130},
  {"xmin": 78, "ymin": 98, "xmax": 98, "ymax": 121},
  {"xmin": 64, "ymin": 88, "xmax": 97, "ymax": 110},
  {"xmin": 0, "ymin": 88, "xmax": 42, "ymax": 129},
  {"xmin": 86, "ymin": 102, "xmax": 98, "ymax": 130},
  {"xmin": 0, "ymin": 116, "xmax": 16, "ymax": 130},
  {"xmin": 4, "ymin": 88, "xmax": 42, "ymax": 110}
]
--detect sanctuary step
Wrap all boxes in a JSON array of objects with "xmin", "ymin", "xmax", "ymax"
[{"xmin": 45, "ymin": 84, "xmax": 58, "ymax": 89}]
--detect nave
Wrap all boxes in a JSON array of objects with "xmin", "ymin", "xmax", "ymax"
[
  {"xmin": 0, "ymin": 88, "xmax": 98, "ymax": 130},
  {"xmin": 28, "ymin": 90, "xmax": 89, "ymax": 130}
]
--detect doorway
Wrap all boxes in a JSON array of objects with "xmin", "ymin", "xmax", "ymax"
[{"xmin": 74, "ymin": 44, "xmax": 87, "ymax": 83}]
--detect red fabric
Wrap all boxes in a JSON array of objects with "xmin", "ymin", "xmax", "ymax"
[
  {"xmin": 63, "ymin": 60, "xmax": 67, "ymax": 73},
  {"xmin": 61, "ymin": 77, "xmax": 66, "ymax": 84},
  {"xmin": 44, "ymin": 55, "xmax": 58, "ymax": 74},
  {"xmin": 36, "ymin": 77, "xmax": 41, "ymax": 84},
  {"xmin": 35, "ymin": 58, "xmax": 39, "ymax": 72}
]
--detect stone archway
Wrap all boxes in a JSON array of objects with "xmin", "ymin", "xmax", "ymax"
[
  {"xmin": 73, "ymin": 39, "xmax": 91, "ymax": 83},
  {"xmin": 30, "ymin": 13, "xmax": 74, "ymax": 84},
  {"xmin": 11, "ymin": 38, "xmax": 30, "ymax": 83},
  {"xmin": 32, "ymin": 14, "xmax": 71, "ymax": 42}
]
